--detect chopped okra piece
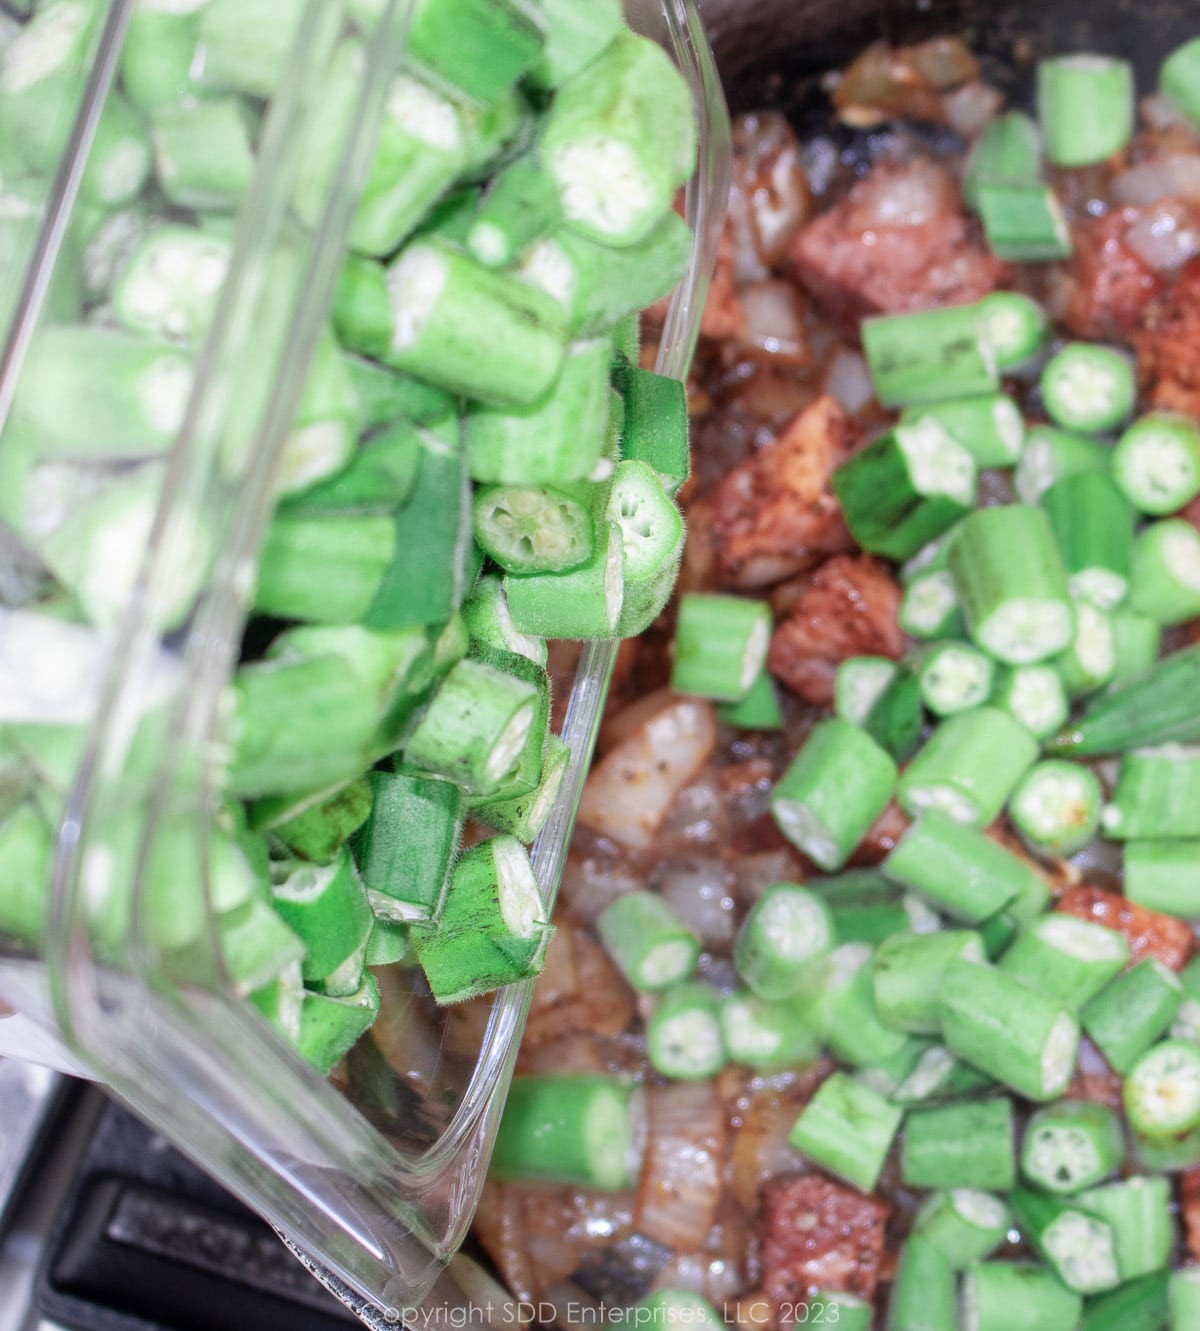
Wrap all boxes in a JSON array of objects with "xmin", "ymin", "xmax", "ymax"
[
  {"xmin": 196, "ymin": 0, "xmax": 312, "ymax": 99},
  {"xmin": 1162, "ymin": 38, "xmax": 1200, "ymax": 128},
  {"xmin": 647, "ymin": 980, "xmax": 725, "ymax": 1081},
  {"xmin": 596, "ymin": 890, "xmax": 700, "ymax": 993},
  {"xmin": 517, "ymin": 210, "xmax": 694, "ymax": 337},
  {"xmin": 252, "ymin": 512, "xmax": 396, "ymax": 625},
  {"xmin": 1010, "ymin": 1188, "xmax": 1121, "ymax": 1294},
  {"xmin": 719, "ymin": 989, "xmax": 820, "ymax": 1072},
  {"xmin": 862, "ymin": 303, "xmax": 998, "ymax": 407},
  {"xmin": 915, "ymin": 640, "xmax": 994, "ymax": 717},
  {"xmin": 266, "ymin": 776, "xmax": 374, "ymax": 865},
  {"xmin": 1015, "ymin": 424, "xmax": 1112, "ymax": 507},
  {"xmin": 10, "ymin": 326, "xmax": 193, "ymax": 461},
  {"xmin": 888, "ymin": 1236, "xmax": 958, "ymax": 1331},
  {"xmin": 490, "ymin": 1074, "xmax": 644, "ymax": 1191},
  {"xmin": 1045, "ymin": 640, "xmax": 1200, "ymax": 756},
  {"xmin": 897, "ymin": 707, "xmax": 1038, "ymax": 827},
  {"xmin": 474, "ymin": 481, "xmax": 598, "ymax": 575},
  {"xmin": 881, "ymin": 805, "xmax": 1020, "ymax": 929},
  {"xmin": 900, "ymin": 571, "xmax": 965, "ymax": 640},
  {"xmin": 272, "ymin": 849, "xmax": 374, "ymax": 989},
  {"xmin": 1020, "ymin": 1099, "xmax": 1124, "ymax": 1194},
  {"xmin": 960, "ymin": 1261, "xmax": 1082, "ymax": 1331},
  {"xmin": 978, "ymin": 180, "xmax": 1072, "ymax": 262},
  {"xmin": 670, "ymin": 594, "xmax": 773, "ymax": 703},
  {"xmin": 0, "ymin": 802, "xmax": 51, "ymax": 948},
  {"xmin": 540, "ymin": 31, "xmax": 697, "ymax": 248},
  {"xmin": 976, "ymin": 289, "xmax": 1050, "ymax": 371},
  {"xmin": 1104, "ymin": 745, "xmax": 1200, "ymax": 840},
  {"xmin": 962, "ymin": 111, "xmax": 1042, "ymax": 212},
  {"xmin": 351, "ymin": 770, "xmax": 462, "ymax": 923},
  {"xmin": 150, "ymin": 99, "xmax": 256, "ymax": 212},
  {"xmin": 900, "ymin": 393, "xmax": 1025, "ymax": 468},
  {"xmin": 295, "ymin": 974, "xmax": 380, "ymax": 1076},
  {"xmin": 218, "ymin": 899, "xmax": 307, "ymax": 997},
  {"xmin": 386, "ymin": 240, "xmax": 568, "ymax": 406},
  {"xmin": 788, "ymin": 1069, "xmax": 902, "ymax": 1193},
  {"xmin": 468, "ymin": 734, "xmax": 572, "ymax": 844},
  {"xmin": 119, "ymin": 2, "xmax": 206, "ymax": 114},
  {"xmin": 1114, "ymin": 412, "xmax": 1200, "ymax": 516},
  {"xmin": 938, "ymin": 958, "xmax": 1080, "ymax": 1101},
  {"xmin": 1125, "ymin": 840, "xmax": 1200, "ymax": 918},
  {"xmin": 950, "ymin": 505, "xmax": 1075, "ymax": 666},
  {"xmin": 228, "ymin": 656, "xmax": 382, "ymax": 799},
  {"xmin": 112, "ymin": 225, "xmax": 231, "ymax": 348},
  {"xmin": 999, "ymin": 915, "xmax": 1129, "ymax": 1012},
  {"xmin": 1124, "ymin": 1040, "xmax": 1200, "ymax": 1139},
  {"xmin": 467, "ymin": 154, "xmax": 563, "ymax": 268},
  {"xmin": 832, "ymin": 418, "xmax": 976, "ymax": 562},
  {"xmin": 1038, "ymin": 54, "xmax": 1134, "ymax": 167},
  {"xmin": 1083, "ymin": 958, "xmax": 1183, "ymax": 1078},
  {"xmin": 1078, "ymin": 1176, "xmax": 1174, "ymax": 1281},
  {"xmin": 1040, "ymin": 472, "xmax": 1133, "ymax": 611},
  {"xmin": 402, "ymin": 657, "xmax": 541, "ymax": 797},
  {"xmin": 411, "ymin": 835, "xmax": 552, "ymax": 1004},
  {"xmin": 1129, "ymin": 519, "xmax": 1200, "ymax": 626},
  {"xmin": 614, "ymin": 362, "xmax": 690, "ymax": 498},
  {"xmin": 460, "ymin": 574, "xmax": 547, "ymax": 667},
  {"xmin": 1170, "ymin": 1269, "xmax": 1200, "ymax": 1330},
  {"xmin": 81, "ymin": 92, "xmax": 152, "ymax": 212},
  {"xmin": 527, "ymin": 0, "xmax": 624, "ymax": 89},
  {"xmin": 912, "ymin": 1190, "xmax": 1011, "ymax": 1268},
  {"xmin": 1055, "ymin": 599, "xmax": 1117, "ymax": 700},
  {"xmin": 872, "ymin": 929, "xmax": 985, "ymax": 1034},
  {"xmin": 504, "ymin": 519, "xmax": 625, "ymax": 639},
  {"xmin": 466, "ymin": 338, "xmax": 615, "ymax": 487},
  {"xmin": 1008, "ymin": 760, "xmax": 1103, "ymax": 858},
  {"xmin": 991, "ymin": 663, "xmax": 1070, "ymax": 740},
  {"xmin": 901, "ymin": 1098, "xmax": 1016, "ymax": 1192},
  {"xmin": 717, "ymin": 669, "xmax": 785, "ymax": 731},
  {"xmin": 400, "ymin": 0, "xmax": 542, "ymax": 108},
  {"xmin": 1040, "ymin": 342, "xmax": 1136, "ymax": 435},
  {"xmin": 835, "ymin": 656, "xmax": 898, "ymax": 725},
  {"xmin": 811, "ymin": 942, "xmax": 908, "ymax": 1068},
  {"xmin": 606, "ymin": 458, "xmax": 686, "ymax": 637},
  {"xmin": 770, "ymin": 718, "xmax": 897, "ymax": 871},
  {"xmin": 732, "ymin": 882, "xmax": 834, "ymax": 1000}
]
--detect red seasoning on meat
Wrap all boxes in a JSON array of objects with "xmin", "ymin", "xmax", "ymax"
[
  {"xmin": 767, "ymin": 554, "xmax": 906, "ymax": 707},
  {"xmin": 1181, "ymin": 1167, "xmax": 1200, "ymax": 1263},
  {"xmin": 758, "ymin": 1173, "xmax": 891, "ymax": 1309},
  {"xmin": 788, "ymin": 159, "xmax": 1003, "ymax": 332},
  {"xmin": 1138, "ymin": 253, "xmax": 1200, "ymax": 417},
  {"xmin": 712, "ymin": 395, "xmax": 857, "ymax": 589},
  {"xmin": 1061, "ymin": 209, "xmax": 1163, "ymax": 341},
  {"xmin": 1056, "ymin": 884, "xmax": 1194, "ymax": 971}
]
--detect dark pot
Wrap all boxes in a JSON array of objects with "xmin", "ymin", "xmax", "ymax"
[{"xmin": 699, "ymin": 0, "xmax": 1197, "ymax": 119}]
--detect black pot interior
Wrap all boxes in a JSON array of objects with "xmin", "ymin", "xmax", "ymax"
[{"xmin": 701, "ymin": 0, "xmax": 1199, "ymax": 121}]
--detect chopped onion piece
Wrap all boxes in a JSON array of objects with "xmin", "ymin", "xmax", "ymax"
[
  {"xmin": 1113, "ymin": 155, "xmax": 1200, "ymax": 206},
  {"xmin": 943, "ymin": 81, "xmax": 1005, "ymax": 139},
  {"xmin": 740, "ymin": 281, "xmax": 810, "ymax": 365},
  {"xmin": 635, "ymin": 1081, "xmax": 724, "ymax": 1250},
  {"xmin": 1125, "ymin": 200, "xmax": 1200, "ymax": 271},
  {"xmin": 824, "ymin": 347, "xmax": 875, "ymax": 413}
]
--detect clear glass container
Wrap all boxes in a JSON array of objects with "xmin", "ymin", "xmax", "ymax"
[{"xmin": 0, "ymin": 0, "xmax": 730, "ymax": 1321}]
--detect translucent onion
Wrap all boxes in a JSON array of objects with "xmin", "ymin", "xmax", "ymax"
[
  {"xmin": 658, "ymin": 857, "xmax": 738, "ymax": 947},
  {"xmin": 823, "ymin": 347, "xmax": 875, "ymax": 413},
  {"xmin": 847, "ymin": 157, "xmax": 958, "ymax": 231},
  {"xmin": 1114, "ymin": 155, "xmax": 1200, "ymax": 206},
  {"xmin": 739, "ymin": 281, "xmax": 811, "ymax": 366},
  {"xmin": 942, "ymin": 81, "xmax": 1004, "ymax": 139},
  {"xmin": 1125, "ymin": 200, "xmax": 1200, "ymax": 271},
  {"xmin": 578, "ymin": 697, "xmax": 718, "ymax": 851},
  {"xmin": 635, "ymin": 1081, "xmax": 725, "ymax": 1251}
]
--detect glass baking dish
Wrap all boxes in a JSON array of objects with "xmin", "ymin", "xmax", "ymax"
[{"xmin": 0, "ymin": 0, "xmax": 729, "ymax": 1321}]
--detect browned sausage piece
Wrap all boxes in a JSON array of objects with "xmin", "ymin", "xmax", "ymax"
[
  {"xmin": 712, "ymin": 395, "xmax": 857, "ymax": 591},
  {"xmin": 1060, "ymin": 209, "xmax": 1164, "ymax": 342},
  {"xmin": 759, "ymin": 1172, "xmax": 891, "ymax": 1308},
  {"xmin": 1138, "ymin": 254, "xmax": 1200, "ymax": 418},
  {"xmin": 788, "ymin": 159, "xmax": 1003, "ymax": 333},
  {"xmin": 767, "ymin": 554, "xmax": 906, "ymax": 707}
]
